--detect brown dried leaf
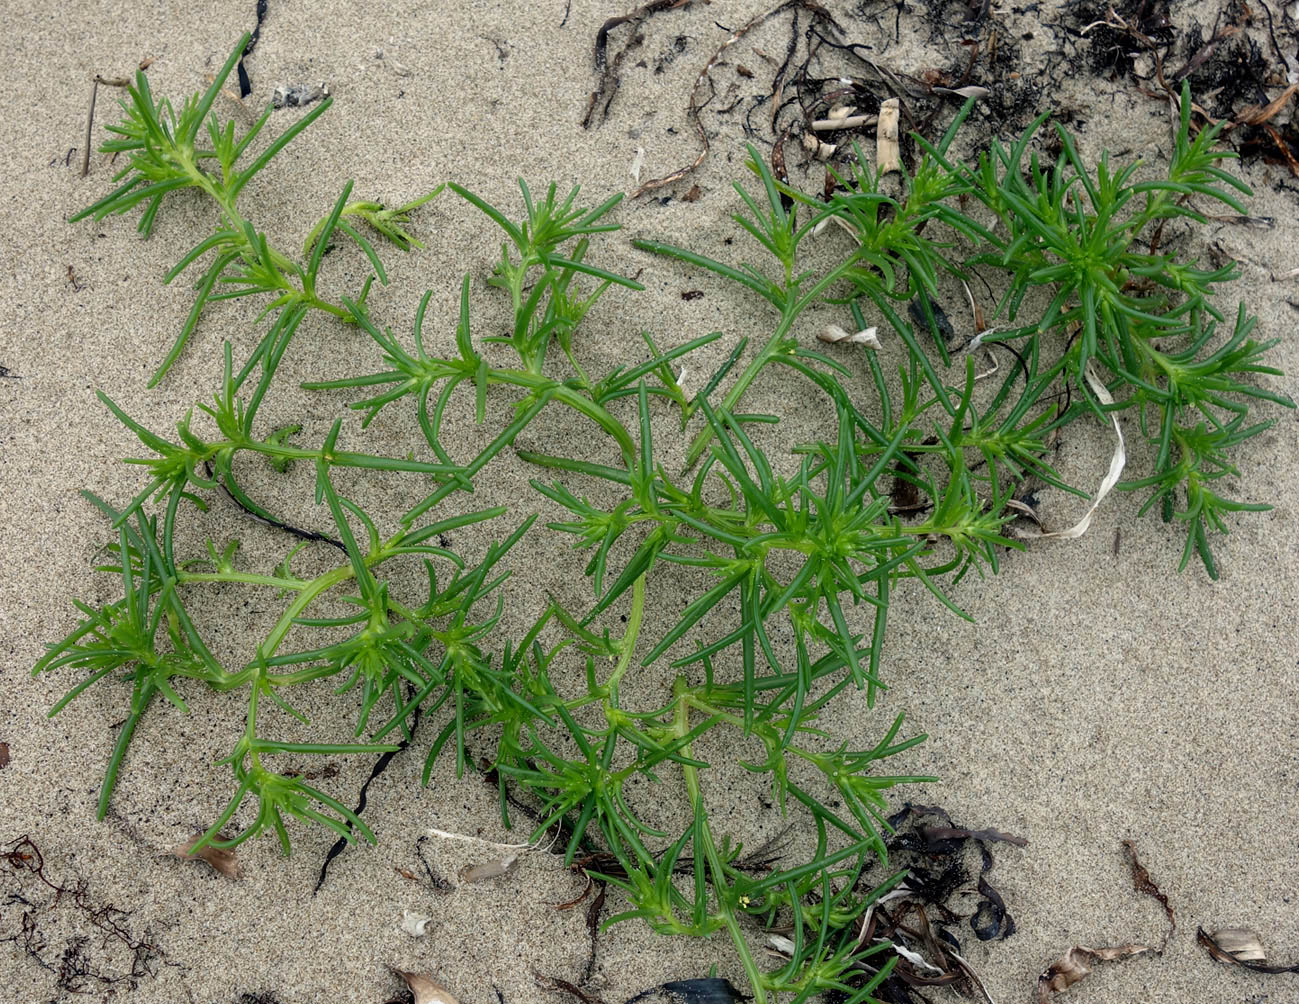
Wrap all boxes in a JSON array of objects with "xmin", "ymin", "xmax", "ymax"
[
  {"xmin": 458, "ymin": 852, "xmax": 519, "ymax": 884},
  {"xmin": 394, "ymin": 968, "xmax": 461, "ymax": 1004},
  {"xmin": 1198, "ymin": 927, "xmax": 1299, "ymax": 974},
  {"xmin": 1036, "ymin": 944, "xmax": 1152, "ymax": 1001},
  {"xmin": 171, "ymin": 835, "xmax": 240, "ymax": 879},
  {"xmin": 0, "ymin": 742, "xmax": 9, "ymax": 768}
]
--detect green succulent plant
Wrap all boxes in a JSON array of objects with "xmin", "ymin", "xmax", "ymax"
[{"xmin": 38, "ymin": 35, "xmax": 1290, "ymax": 1003}]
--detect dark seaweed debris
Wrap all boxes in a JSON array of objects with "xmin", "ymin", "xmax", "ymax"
[{"xmin": 1, "ymin": 835, "xmax": 164, "ymax": 994}]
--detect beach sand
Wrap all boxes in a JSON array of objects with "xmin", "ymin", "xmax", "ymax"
[{"xmin": 2, "ymin": 1, "xmax": 1296, "ymax": 1002}]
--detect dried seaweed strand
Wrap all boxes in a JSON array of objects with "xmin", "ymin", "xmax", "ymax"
[{"xmin": 631, "ymin": 0, "xmax": 836, "ymax": 197}]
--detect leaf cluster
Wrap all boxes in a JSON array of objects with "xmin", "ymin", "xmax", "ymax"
[{"xmin": 71, "ymin": 32, "xmax": 439, "ymax": 386}]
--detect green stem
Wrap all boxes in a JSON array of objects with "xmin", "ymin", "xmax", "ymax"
[
  {"xmin": 684, "ymin": 258, "xmax": 859, "ymax": 469},
  {"xmin": 487, "ymin": 368, "xmax": 637, "ymax": 464},
  {"xmin": 178, "ymin": 570, "xmax": 307, "ymax": 591},
  {"xmin": 603, "ymin": 575, "xmax": 646, "ymax": 704},
  {"xmin": 673, "ymin": 676, "xmax": 768, "ymax": 1004},
  {"xmin": 179, "ymin": 147, "xmax": 351, "ymax": 321}
]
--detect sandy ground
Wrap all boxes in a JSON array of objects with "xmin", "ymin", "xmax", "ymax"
[{"xmin": 2, "ymin": 1, "xmax": 1297, "ymax": 1002}]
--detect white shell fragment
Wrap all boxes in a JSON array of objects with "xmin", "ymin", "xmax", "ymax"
[
  {"xmin": 401, "ymin": 910, "xmax": 432, "ymax": 936},
  {"xmin": 819, "ymin": 324, "xmax": 881, "ymax": 349},
  {"xmin": 800, "ymin": 132, "xmax": 837, "ymax": 159}
]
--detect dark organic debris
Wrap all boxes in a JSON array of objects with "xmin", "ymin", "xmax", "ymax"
[
  {"xmin": 971, "ymin": 846, "xmax": 1016, "ymax": 940},
  {"xmin": 584, "ymin": 881, "xmax": 607, "ymax": 983},
  {"xmin": 583, "ymin": 0, "xmax": 693, "ymax": 128},
  {"xmin": 1072, "ymin": 0, "xmax": 1176, "ymax": 78},
  {"xmin": 203, "ymin": 459, "xmax": 345, "ymax": 554},
  {"xmin": 413, "ymin": 835, "xmax": 456, "ymax": 894},
  {"xmin": 624, "ymin": 977, "xmax": 749, "ymax": 1003},
  {"xmin": 0, "ymin": 742, "xmax": 9, "ymax": 767},
  {"xmin": 1060, "ymin": 0, "xmax": 1299, "ymax": 179},
  {"xmin": 918, "ymin": 823, "xmax": 1028, "ymax": 849},
  {"xmin": 1, "ymin": 835, "xmax": 164, "ymax": 993},
  {"xmin": 908, "ymin": 295, "xmax": 957, "ymax": 351},
  {"xmin": 1122, "ymin": 839, "xmax": 1174, "ymax": 946},
  {"xmin": 887, "ymin": 803, "xmax": 1026, "ymax": 944},
  {"xmin": 630, "ymin": 1, "xmax": 844, "ymax": 198},
  {"xmin": 237, "ymin": 0, "xmax": 269, "ymax": 97},
  {"xmin": 536, "ymin": 972, "xmax": 609, "ymax": 1003},
  {"xmin": 1198, "ymin": 927, "xmax": 1299, "ymax": 974},
  {"xmin": 802, "ymin": 803, "xmax": 1029, "ymax": 1002}
]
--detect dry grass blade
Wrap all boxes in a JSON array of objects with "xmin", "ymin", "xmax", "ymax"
[
  {"xmin": 1236, "ymin": 83, "xmax": 1299, "ymax": 125},
  {"xmin": 1020, "ymin": 360, "xmax": 1125, "ymax": 541}
]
